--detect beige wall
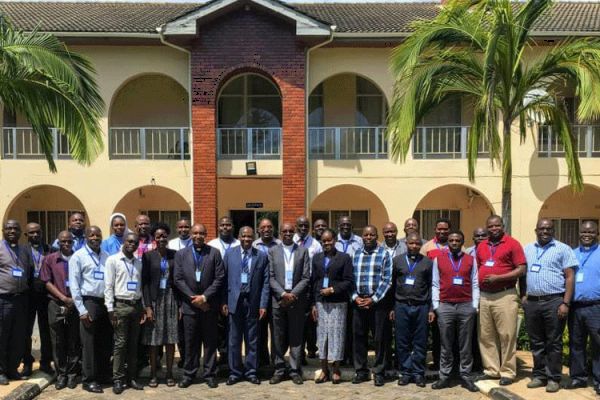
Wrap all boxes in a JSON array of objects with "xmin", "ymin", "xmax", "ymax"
[
  {"xmin": 539, "ymin": 184, "xmax": 600, "ymax": 220},
  {"xmin": 218, "ymin": 177, "xmax": 282, "ymax": 217},
  {"xmin": 323, "ymin": 74, "xmax": 356, "ymax": 126}
]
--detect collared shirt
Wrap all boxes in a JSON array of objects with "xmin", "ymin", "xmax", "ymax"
[
  {"xmin": 524, "ymin": 239, "xmax": 578, "ymax": 296},
  {"xmin": 421, "ymin": 238, "xmax": 451, "ymax": 259},
  {"xmin": 40, "ymin": 252, "xmax": 72, "ymax": 300},
  {"xmin": 393, "ymin": 253, "xmax": 433, "ymax": 306},
  {"xmin": 136, "ymin": 236, "xmax": 155, "ymax": 260},
  {"xmin": 168, "ymin": 237, "xmax": 192, "ymax": 251},
  {"xmin": 69, "ymin": 244, "xmax": 109, "ymax": 315},
  {"xmin": 573, "ymin": 244, "xmax": 600, "ymax": 302},
  {"xmin": 101, "ymin": 234, "xmax": 124, "ymax": 256},
  {"xmin": 0, "ymin": 242, "xmax": 32, "ymax": 295},
  {"xmin": 476, "ymin": 235, "xmax": 526, "ymax": 292},
  {"xmin": 252, "ymin": 238, "xmax": 282, "ymax": 254},
  {"xmin": 351, "ymin": 245, "xmax": 392, "ymax": 303},
  {"xmin": 104, "ymin": 251, "xmax": 143, "ymax": 312},
  {"xmin": 239, "ymin": 246, "xmax": 253, "ymax": 275},
  {"xmin": 466, "ymin": 245, "xmax": 476, "ymax": 257},
  {"xmin": 397, "ymin": 237, "xmax": 427, "ymax": 256},
  {"xmin": 208, "ymin": 237, "xmax": 241, "ymax": 258},
  {"xmin": 52, "ymin": 231, "xmax": 85, "ymax": 252},
  {"xmin": 293, "ymin": 234, "xmax": 323, "ymax": 260},
  {"xmin": 383, "ymin": 240, "xmax": 402, "ymax": 260},
  {"xmin": 336, "ymin": 234, "xmax": 363, "ymax": 258}
]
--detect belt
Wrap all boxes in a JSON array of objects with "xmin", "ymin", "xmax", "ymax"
[
  {"xmin": 527, "ymin": 293, "xmax": 564, "ymax": 302},
  {"xmin": 481, "ymin": 286, "xmax": 515, "ymax": 294},
  {"xmin": 115, "ymin": 298, "xmax": 141, "ymax": 306},
  {"xmin": 397, "ymin": 299, "xmax": 427, "ymax": 306},
  {"xmin": 82, "ymin": 295, "xmax": 104, "ymax": 302},
  {"xmin": 358, "ymin": 294, "xmax": 373, "ymax": 299},
  {"xmin": 572, "ymin": 299, "xmax": 600, "ymax": 307}
]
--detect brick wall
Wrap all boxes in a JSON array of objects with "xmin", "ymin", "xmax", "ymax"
[{"xmin": 191, "ymin": 5, "xmax": 306, "ymax": 237}]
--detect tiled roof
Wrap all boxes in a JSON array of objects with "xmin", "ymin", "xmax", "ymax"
[{"xmin": 0, "ymin": 1, "xmax": 598, "ymax": 35}]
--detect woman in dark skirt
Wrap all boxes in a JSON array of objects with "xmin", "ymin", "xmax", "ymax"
[{"xmin": 142, "ymin": 223, "xmax": 179, "ymax": 387}]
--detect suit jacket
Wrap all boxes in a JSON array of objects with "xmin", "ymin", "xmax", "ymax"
[
  {"xmin": 142, "ymin": 248, "xmax": 177, "ymax": 305},
  {"xmin": 223, "ymin": 247, "xmax": 270, "ymax": 316},
  {"xmin": 174, "ymin": 245, "xmax": 224, "ymax": 315},
  {"xmin": 268, "ymin": 244, "xmax": 310, "ymax": 308},
  {"xmin": 312, "ymin": 250, "xmax": 354, "ymax": 304}
]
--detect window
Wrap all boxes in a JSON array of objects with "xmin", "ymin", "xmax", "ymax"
[
  {"xmin": 311, "ymin": 210, "xmax": 369, "ymax": 236},
  {"xmin": 551, "ymin": 218, "xmax": 599, "ymax": 248},
  {"xmin": 412, "ymin": 209, "xmax": 461, "ymax": 241},
  {"xmin": 356, "ymin": 77, "xmax": 387, "ymax": 126},
  {"xmin": 141, "ymin": 210, "xmax": 191, "ymax": 239},
  {"xmin": 218, "ymin": 74, "xmax": 282, "ymax": 128},
  {"xmin": 230, "ymin": 210, "xmax": 279, "ymax": 238},
  {"xmin": 420, "ymin": 97, "xmax": 462, "ymax": 126},
  {"xmin": 27, "ymin": 210, "xmax": 85, "ymax": 244},
  {"xmin": 308, "ymin": 83, "xmax": 324, "ymax": 127}
]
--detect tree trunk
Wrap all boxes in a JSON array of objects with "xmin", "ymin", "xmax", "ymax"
[{"xmin": 501, "ymin": 120, "xmax": 512, "ymax": 234}]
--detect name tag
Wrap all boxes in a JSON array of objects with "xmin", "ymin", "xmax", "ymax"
[
  {"xmin": 195, "ymin": 270, "xmax": 201, "ymax": 282},
  {"xmin": 405, "ymin": 276, "xmax": 416, "ymax": 286},
  {"xmin": 485, "ymin": 260, "xmax": 495, "ymax": 267},
  {"xmin": 241, "ymin": 272, "xmax": 249, "ymax": 284},
  {"xmin": 93, "ymin": 271, "xmax": 104, "ymax": 280},
  {"xmin": 285, "ymin": 270, "xmax": 293, "ymax": 290},
  {"xmin": 34, "ymin": 270, "xmax": 40, "ymax": 278},
  {"xmin": 576, "ymin": 272, "xmax": 584, "ymax": 283},
  {"xmin": 159, "ymin": 277, "xmax": 167, "ymax": 289},
  {"xmin": 530, "ymin": 264, "xmax": 541, "ymax": 273},
  {"xmin": 65, "ymin": 280, "xmax": 70, "ymax": 288},
  {"xmin": 453, "ymin": 276, "xmax": 464, "ymax": 286},
  {"xmin": 127, "ymin": 281, "xmax": 137, "ymax": 291},
  {"xmin": 11, "ymin": 267, "xmax": 23, "ymax": 278},
  {"xmin": 322, "ymin": 277, "xmax": 329, "ymax": 288}
]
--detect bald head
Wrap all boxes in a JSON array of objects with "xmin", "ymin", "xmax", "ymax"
[
  {"xmin": 404, "ymin": 218, "xmax": 419, "ymax": 235},
  {"xmin": 25, "ymin": 222, "xmax": 42, "ymax": 246}
]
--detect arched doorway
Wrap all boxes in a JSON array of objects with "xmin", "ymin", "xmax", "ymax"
[
  {"xmin": 113, "ymin": 185, "xmax": 191, "ymax": 237},
  {"xmin": 414, "ymin": 184, "xmax": 494, "ymax": 245},
  {"xmin": 538, "ymin": 184, "xmax": 600, "ymax": 247},
  {"xmin": 4, "ymin": 185, "xmax": 87, "ymax": 244},
  {"xmin": 310, "ymin": 184, "xmax": 389, "ymax": 235}
]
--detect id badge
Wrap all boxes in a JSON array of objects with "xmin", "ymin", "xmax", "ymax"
[
  {"xmin": 65, "ymin": 280, "xmax": 70, "ymax": 288},
  {"xmin": 159, "ymin": 277, "xmax": 167, "ymax": 289},
  {"xmin": 195, "ymin": 270, "xmax": 201, "ymax": 282},
  {"xmin": 11, "ymin": 267, "xmax": 23, "ymax": 278},
  {"xmin": 241, "ymin": 272, "xmax": 249, "ymax": 284},
  {"xmin": 127, "ymin": 281, "xmax": 137, "ymax": 291},
  {"xmin": 530, "ymin": 264, "xmax": 541, "ymax": 273},
  {"xmin": 285, "ymin": 270, "xmax": 293, "ymax": 290},
  {"xmin": 405, "ymin": 276, "xmax": 416, "ymax": 286},
  {"xmin": 322, "ymin": 277, "xmax": 329, "ymax": 288},
  {"xmin": 93, "ymin": 270, "xmax": 104, "ymax": 280},
  {"xmin": 452, "ymin": 276, "xmax": 464, "ymax": 286},
  {"xmin": 576, "ymin": 272, "xmax": 584, "ymax": 283},
  {"xmin": 485, "ymin": 260, "xmax": 495, "ymax": 267},
  {"xmin": 34, "ymin": 270, "xmax": 40, "ymax": 278}
]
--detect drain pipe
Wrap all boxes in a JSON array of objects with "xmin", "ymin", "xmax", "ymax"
[
  {"xmin": 157, "ymin": 25, "xmax": 194, "ymax": 219},
  {"xmin": 305, "ymin": 25, "xmax": 336, "ymax": 214}
]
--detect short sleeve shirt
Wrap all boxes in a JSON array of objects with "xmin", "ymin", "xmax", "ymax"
[
  {"xmin": 476, "ymin": 235, "xmax": 526, "ymax": 292},
  {"xmin": 524, "ymin": 239, "xmax": 578, "ymax": 296}
]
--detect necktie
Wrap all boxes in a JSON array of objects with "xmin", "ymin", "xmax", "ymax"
[{"xmin": 241, "ymin": 250, "xmax": 249, "ymax": 292}]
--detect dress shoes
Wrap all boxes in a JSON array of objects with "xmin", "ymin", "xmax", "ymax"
[
  {"xmin": 398, "ymin": 375, "xmax": 412, "ymax": 386},
  {"xmin": 67, "ymin": 375, "xmax": 77, "ymax": 389},
  {"xmin": 39, "ymin": 362, "xmax": 55, "ymax": 375},
  {"xmin": 247, "ymin": 376, "xmax": 261, "ymax": 385},
  {"xmin": 206, "ymin": 377, "xmax": 218, "ymax": 388},
  {"xmin": 82, "ymin": 382, "xmax": 103, "ymax": 393},
  {"xmin": 269, "ymin": 375, "xmax": 284, "ymax": 384},
  {"xmin": 55, "ymin": 376, "xmax": 68, "ymax": 390},
  {"xmin": 527, "ymin": 378, "xmax": 547, "ymax": 388},
  {"xmin": 226, "ymin": 376, "xmax": 241, "ymax": 385},
  {"xmin": 21, "ymin": 363, "xmax": 33, "ymax": 378},
  {"xmin": 0, "ymin": 375, "xmax": 9, "ymax": 385},
  {"xmin": 432, "ymin": 378, "xmax": 450, "ymax": 390},
  {"xmin": 374, "ymin": 375, "xmax": 385, "ymax": 387},
  {"xmin": 128, "ymin": 380, "xmax": 143, "ymax": 390},
  {"xmin": 546, "ymin": 381, "xmax": 560, "ymax": 393},
  {"xmin": 351, "ymin": 374, "xmax": 370, "ymax": 384},
  {"xmin": 462, "ymin": 379, "xmax": 479, "ymax": 392},
  {"xmin": 178, "ymin": 377, "xmax": 193, "ymax": 388},
  {"xmin": 112, "ymin": 380, "xmax": 125, "ymax": 395},
  {"xmin": 414, "ymin": 375, "xmax": 426, "ymax": 388},
  {"xmin": 475, "ymin": 374, "xmax": 498, "ymax": 381},
  {"xmin": 499, "ymin": 377, "xmax": 513, "ymax": 386},
  {"xmin": 292, "ymin": 375, "xmax": 303, "ymax": 385},
  {"xmin": 565, "ymin": 379, "xmax": 587, "ymax": 389}
]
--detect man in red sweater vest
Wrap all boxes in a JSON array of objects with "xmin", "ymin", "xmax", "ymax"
[{"xmin": 431, "ymin": 231, "xmax": 480, "ymax": 392}]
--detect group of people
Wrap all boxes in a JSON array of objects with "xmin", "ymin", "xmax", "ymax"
[{"xmin": 0, "ymin": 210, "xmax": 598, "ymax": 396}]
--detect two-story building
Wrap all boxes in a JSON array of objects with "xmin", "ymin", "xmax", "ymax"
[{"xmin": 1, "ymin": 0, "xmax": 599, "ymax": 246}]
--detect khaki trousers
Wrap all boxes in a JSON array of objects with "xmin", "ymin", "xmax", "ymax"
[{"xmin": 478, "ymin": 288, "xmax": 519, "ymax": 379}]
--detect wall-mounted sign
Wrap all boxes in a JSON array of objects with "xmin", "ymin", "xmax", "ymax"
[{"xmin": 246, "ymin": 202, "xmax": 263, "ymax": 209}]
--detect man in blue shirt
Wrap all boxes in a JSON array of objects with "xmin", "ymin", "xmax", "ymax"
[
  {"xmin": 567, "ymin": 220, "xmax": 600, "ymax": 394},
  {"xmin": 522, "ymin": 218, "xmax": 577, "ymax": 393}
]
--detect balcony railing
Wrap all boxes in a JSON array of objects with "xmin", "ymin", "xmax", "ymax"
[
  {"xmin": 217, "ymin": 127, "xmax": 281, "ymax": 160},
  {"xmin": 2, "ymin": 127, "xmax": 71, "ymax": 160},
  {"xmin": 109, "ymin": 127, "xmax": 190, "ymax": 160},
  {"xmin": 309, "ymin": 126, "xmax": 387, "ymax": 159},
  {"xmin": 413, "ymin": 126, "xmax": 489, "ymax": 159},
  {"xmin": 538, "ymin": 125, "xmax": 600, "ymax": 157}
]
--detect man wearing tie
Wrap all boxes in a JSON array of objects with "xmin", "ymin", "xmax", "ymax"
[
  {"xmin": 268, "ymin": 223, "xmax": 310, "ymax": 385},
  {"xmin": 222, "ymin": 226, "xmax": 269, "ymax": 385},
  {"xmin": 174, "ymin": 223, "xmax": 224, "ymax": 389}
]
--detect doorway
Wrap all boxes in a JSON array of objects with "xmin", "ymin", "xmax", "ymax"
[{"xmin": 230, "ymin": 210, "xmax": 280, "ymax": 238}]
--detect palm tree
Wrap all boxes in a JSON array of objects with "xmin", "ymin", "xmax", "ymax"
[
  {"xmin": 387, "ymin": 0, "xmax": 600, "ymax": 233},
  {"xmin": 0, "ymin": 16, "xmax": 104, "ymax": 171}
]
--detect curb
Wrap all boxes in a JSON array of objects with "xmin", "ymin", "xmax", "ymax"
[
  {"xmin": 476, "ymin": 380, "xmax": 527, "ymax": 400},
  {"xmin": 3, "ymin": 373, "xmax": 53, "ymax": 400}
]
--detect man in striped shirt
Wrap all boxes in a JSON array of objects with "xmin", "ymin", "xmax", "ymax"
[
  {"xmin": 522, "ymin": 218, "xmax": 577, "ymax": 393},
  {"xmin": 351, "ymin": 225, "xmax": 393, "ymax": 387}
]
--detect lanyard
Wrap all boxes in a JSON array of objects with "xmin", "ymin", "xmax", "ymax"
[
  {"xmin": 123, "ymin": 258, "xmax": 135, "ymax": 280},
  {"xmin": 535, "ymin": 242, "xmax": 552, "ymax": 262},
  {"xmin": 448, "ymin": 253, "xmax": 463, "ymax": 274},
  {"xmin": 406, "ymin": 255, "xmax": 418, "ymax": 275},
  {"xmin": 85, "ymin": 246, "xmax": 101, "ymax": 269},
  {"xmin": 160, "ymin": 257, "xmax": 168, "ymax": 274},
  {"xmin": 283, "ymin": 245, "xmax": 296, "ymax": 267},
  {"xmin": 3, "ymin": 241, "xmax": 19, "ymax": 266},
  {"xmin": 179, "ymin": 238, "xmax": 191, "ymax": 250},
  {"xmin": 341, "ymin": 239, "xmax": 350, "ymax": 253},
  {"xmin": 31, "ymin": 247, "xmax": 43, "ymax": 268},
  {"xmin": 220, "ymin": 239, "xmax": 233, "ymax": 252},
  {"xmin": 63, "ymin": 258, "xmax": 69, "ymax": 277},
  {"xmin": 487, "ymin": 242, "xmax": 500, "ymax": 259},
  {"xmin": 323, "ymin": 256, "xmax": 331, "ymax": 273},
  {"xmin": 435, "ymin": 241, "xmax": 448, "ymax": 252},
  {"xmin": 193, "ymin": 249, "xmax": 204, "ymax": 271},
  {"xmin": 257, "ymin": 242, "xmax": 269, "ymax": 253},
  {"xmin": 577, "ymin": 244, "xmax": 598, "ymax": 270}
]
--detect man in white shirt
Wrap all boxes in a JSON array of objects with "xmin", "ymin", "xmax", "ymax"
[{"xmin": 168, "ymin": 218, "xmax": 192, "ymax": 251}]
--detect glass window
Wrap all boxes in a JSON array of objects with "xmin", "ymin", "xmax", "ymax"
[
  {"xmin": 312, "ymin": 210, "xmax": 369, "ymax": 236},
  {"xmin": 413, "ymin": 209, "xmax": 461, "ymax": 240},
  {"xmin": 27, "ymin": 210, "xmax": 84, "ymax": 244},
  {"xmin": 356, "ymin": 76, "xmax": 386, "ymax": 126},
  {"xmin": 421, "ymin": 97, "xmax": 462, "ymax": 126},
  {"xmin": 551, "ymin": 218, "xmax": 599, "ymax": 249},
  {"xmin": 309, "ymin": 83, "xmax": 324, "ymax": 127}
]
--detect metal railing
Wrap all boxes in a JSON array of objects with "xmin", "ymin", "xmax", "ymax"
[
  {"xmin": 412, "ymin": 126, "xmax": 489, "ymax": 159},
  {"xmin": 309, "ymin": 126, "xmax": 387, "ymax": 159},
  {"xmin": 217, "ymin": 127, "xmax": 281, "ymax": 160},
  {"xmin": 1, "ymin": 127, "xmax": 71, "ymax": 160},
  {"xmin": 109, "ymin": 127, "xmax": 190, "ymax": 160},
  {"xmin": 538, "ymin": 125, "xmax": 600, "ymax": 157}
]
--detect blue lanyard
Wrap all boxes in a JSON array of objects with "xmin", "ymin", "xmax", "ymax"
[
  {"xmin": 179, "ymin": 238, "xmax": 191, "ymax": 250},
  {"xmin": 220, "ymin": 239, "xmax": 233, "ymax": 252},
  {"xmin": 257, "ymin": 243, "xmax": 269, "ymax": 253},
  {"xmin": 341, "ymin": 239, "xmax": 350, "ymax": 253},
  {"xmin": 577, "ymin": 245, "xmax": 598, "ymax": 270},
  {"xmin": 448, "ymin": 253, "xmax": 463, "ymax": 274},
  {"xmin": 436, "ymin": 241, "xmax": 448, "ymax": 252},
  {"xmin": 85, "ymin": 246, "xmax": 101, "ymax": 269},
  {"xmin": 193, "ymin": 249, "xmax": 204, "ymax": 271},
  {"xmin": 31, "ymin": 247, "xmax": 43, "ymax": 268},
  {"xmin": 406, "ymin": 255, "xmax": 418, "ymax": 275},
  {"xmin": 323, "ymin": 256, "xmax": 331, "ymax": 273},
  {"xmin": 535, "ymin": 242, "xmax": 553, "ymax": 262},
  {"xmin": 284, "ymin": 245, "xmax": 296, "ymax": 266},
  {"xmin": 3, "ymin": 241, "xmax": 19, "ymax": 266},
  {"xmin": 160, "ymin": 257, "xmax": 168, "ymax": 274},
  {"xmin": 122, "ymin": 258, "xmax": 135, "ymax": 280},
  {"xmin": 487, "ymin": 242, "xmax": 500, "ymax": 259}
]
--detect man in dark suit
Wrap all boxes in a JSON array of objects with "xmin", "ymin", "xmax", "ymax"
[
  {"xmin": 174, "ymin": 223, "xmax": 224, "ymax": 389},
  {"xmin": 268, "ymin": 222, "xmax": 310, "ymax": 385},
  {"xmin": 221, "ymin": 226, "xmax": 269, "ymax": 385}
]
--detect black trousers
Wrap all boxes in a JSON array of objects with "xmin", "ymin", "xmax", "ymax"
[
  {"xmin": 80, "ymin": 297, "xmax": 112, "ymax": 383},
  {"xmin": 24, "ymin": 291, "xmax": 52, "ymax": 365},
  {"xmin": 0, "ymin": 294, "xmax": 28, "ymax": 377},
  {"xmin": 523, "ymin": 296, "xmax": 565, "ymax": 383},
  {"xmin": 257, "ymin": 309, "xmax": 271, "ymax": 366},
  {"xmin": 569, "ymin": 302, "xmax": 600, "ymax": 386},
  {"xmin": 183, "ymin": 309, "xmax": 218, "ymax": 379},
  {"xmin": 352, "ymin": 300, "xmax": 392, "ymax": 377},
  {"xmin": 48, "ymin": 299, "xmax": 80, "ymax": 379}
]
